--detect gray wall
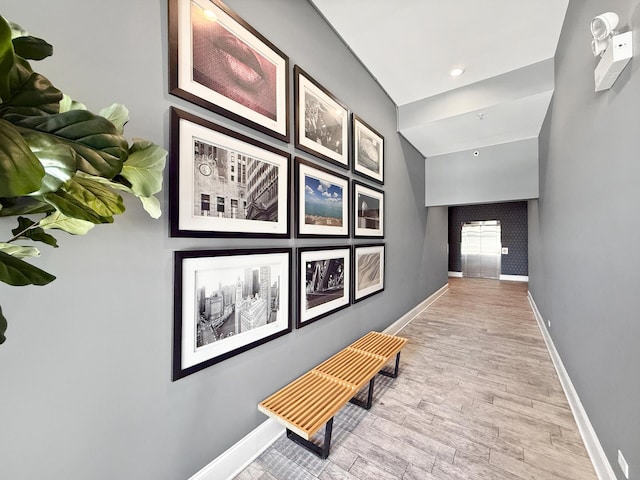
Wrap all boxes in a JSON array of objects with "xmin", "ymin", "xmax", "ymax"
[
  {"xmin": 529, "ymin": 0, "xmax": 640, "ymax": 478},
  {"xmin": 0, "ymin": 1, "xmax": 448, "ymax": 479},
  {"xmin": 425, "ymin": 138, "xmax": 539, "ymax": 207}
]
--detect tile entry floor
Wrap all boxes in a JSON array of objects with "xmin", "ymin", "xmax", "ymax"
[{"xmin": 234, "ymin": 278, "xmax": 597, "ymax": 480}]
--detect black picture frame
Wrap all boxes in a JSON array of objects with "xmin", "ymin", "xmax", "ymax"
[
  {"xmin": 297, "ymin": 246, "xmax": 351, "ymax": 328},
  {"xmin": 352, "ymin": 114, "xmax": 384, "ymax": 184},
  {"xmin": 169, "ymin": 0, "xmax": 290, "ymax": 142},
  {"xmin": 353, "ymin": 181, "xmax": 385, "ymax": 238},
  {"xmin": 352, "ymin": 243, "xmax": 385, "ymax": 303},
  {"xmin": 294, "ymin": 65, "xmax": 350, "ymax": 169},
  {"xmin": 173, "ymin": 248, "xmax": 292, "ymax": 380},
  {"xmin": 169, "ymin": 107, "xmax": 290, "ymax": 238},
  {"xmin": 295, "ymin": 157, "xmax": 350, "ymax": 238}
]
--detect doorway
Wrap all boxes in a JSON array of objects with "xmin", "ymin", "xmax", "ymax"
[{"xmin": 461, "ymin": 220, "xmax": 501, "ymax": 279}]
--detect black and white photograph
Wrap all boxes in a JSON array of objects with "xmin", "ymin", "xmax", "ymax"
[
  {"xmin": 297, "ymin": 246, "xmax": 350, "ymax": 327},
  {"xmin": 169, "ymin": 0, "xmax": 289, "ymax": 141},
  {"xmin": 173, "ymin": 248, "xmax": 292, "ymax": 380},
  {"xmin": 296, "ymin": 158, "xmax": 349, "ymax": 237},
  {"xmin": 353, "ymin": 243, "xmax": 385, "ymax": 302},
  {"xmin": 170, "ymin": 108, "xmax": 290, "ymax": 237},
  {"xmin": 353, "ymin": 114, "xmax": 384, "ymax": 184},
  {"xmin": 353, "ymin": 181, "xmax": 385, "ymax": 238},
  {"xmin": 294, "ymin": 65, "xmax": 349, "ymax": 168}
]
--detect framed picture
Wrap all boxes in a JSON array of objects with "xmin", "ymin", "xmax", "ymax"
[
  {"xmin": 353, "ymin": 243, "xmax": 385, "ymax": 303},
  {"xmin": 169, "ymin": 107, "xmax": 290, "ymax": 238},
  {"xmin": 298, "ymin": 246, "xmax": 350, "ymax": 328},
  {"xmin": 169, "ymin": 0, "xmax": 289, "ymax": 142},
  {"xmin": 294, "ymin": 65, "xmax": 350, "ymax": 168},
  {"xmin": 173, "ymin": 248, "xmax": 292, "ymax": 380},
  {"xmin": 353, "ymin": 181, "xmax": 384, "ymax": 238},
  {"xmin": 352, "ymin": 114, "xmax": 384, "ymax": 184},
  {"xmin": 295, "ymin": 157, "xmax": 349, "ymax": 238}
]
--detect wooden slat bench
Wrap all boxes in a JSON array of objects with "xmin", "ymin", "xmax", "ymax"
[{"xmin": 258, "ymin": 331, "xmax": 407, "ymax": 458}]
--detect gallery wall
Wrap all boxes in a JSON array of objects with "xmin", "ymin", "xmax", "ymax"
[
  {"xmin": 448, "ymin": 201, "xmax": 528, "ymax": 276},
  {"xmin": 0, "ymin": 1, "xmax": 448, "ymax": 479},
  {"xmin": 529, "ymin": 0, "xmax": 640, "ymax": 478}
]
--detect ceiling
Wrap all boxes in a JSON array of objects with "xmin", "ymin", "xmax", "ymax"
[{"xmin": 310, "ymin": 0, "xmax": 570, "ymax": 158}]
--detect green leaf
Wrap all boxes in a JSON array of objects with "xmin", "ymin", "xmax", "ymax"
[
  {"xmin": 0, "ymin": 305, "xmax": 6, "ymax": 345},
  {"xmin": 40, "ymin": 189, "xmax": 113, "ymax": 224},
  {"xmin": 120, "ymin": 139, "xmax": 166, "ymax": 197},
  {"xmin": 39, "ymin": 211, "xmax": 94, "ymax": 235},
  {"xmin": 2, "ymin": 56, "xmax": 62, "ymax": 117},
  {"xmin": 0, "ymin": 249, "xmax": 55, "ymax": 286},
  {"xmin": 10, "ymin": 216, "xmax": 58, "ymax": 247},
  {"xmin": 9, "ymin": 109, "xmax": 128, "ymax": 178},
  {"xmin": 12, "ymin": 35, "xmax": 53, "ymax": 60},
  {"xmin": 99, "ymin": 103, "xmax": 128, "ymax": 135},
  {"xmin": 76, "ymin": 172, "xmax": 163, "ymax": 219},
  {"xmin": 59, "ymin": 94, "xmax": 86, "ymax": 113},
  {"xmin": 140, "ymin": 195, "xmax": 162, "ymax": 219},
  {"xmin": 23, "ymin": 132, "xmax": 77, "ymax": 194},
  {"xmin": 64, "ymin": 175, "xmax": 125, "ymax": 218},
  {"xmin": 0, "ymin": 196, "xmax": 53, "ymax": 217},
  {"xmin": 0, "ymin": 119, "xmax": 45, "ymax": 196},
  {"xmin": 0, "ymin": 16, "xmax": 14, "ymax": 102},
  {"xmin": 0, "ymin": 242, "xmax": 40, "ymax": 258}
]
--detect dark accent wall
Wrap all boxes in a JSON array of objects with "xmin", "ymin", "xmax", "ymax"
[
  {"xmin": 530, "ymin": 1, "xmax": 640, "ymax": 478},
  {"xmin": 448, "ymin": 202, "xmax": 528, "ymax": 276},
  {"xmin": 0, "ymin": 1, "xmax": 448, "ymax": 479}
]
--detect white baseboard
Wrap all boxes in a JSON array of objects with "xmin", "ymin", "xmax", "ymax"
[
  {"xmin": 527, "ymin": 292, "xmax": 616, "ymax": 480},
  {"xmin": 188, "ymin": 418, "xmax": 284, "ymax": 480},
  {"xmin": 499, "ymin": 274, "xmax": 529, "ymax": 282},
  {"xmin": 384, "ymin": 283, "xmax": 448, "ymax": 335},
  {"xmin": 194, "ymin": 283, "xmax": 449, "ymax": 480},
  {"xmin": 448, "ymin": 271, "xmax": 463, "ymax": 278}
]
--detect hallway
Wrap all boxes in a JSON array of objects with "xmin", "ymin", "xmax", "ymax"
[{"xmin": 235, "ymin": 278, "xmax": 597, "ymax": 479}]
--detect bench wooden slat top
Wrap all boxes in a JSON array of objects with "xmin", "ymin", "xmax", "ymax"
[
  {"xmin": 314, "ymin": 348, "xmax": 387, "ymax": 391},
  {"xmin": 258, "ymin": 371, "xmax": 355, "ymax": 439},
  {"xmin": 258, "ymin": 331, "xmax": 407, "ymax": 441},
  {"xmin": 348, "ymin": 331, "xmax": 407, "ymax": 359}
]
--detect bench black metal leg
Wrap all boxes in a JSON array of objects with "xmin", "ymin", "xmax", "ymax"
[
  {"xmin": 379, "ymin": 352, "xmax": 401, "ymax": 378},
  {"xmin": 349, "ymin": 377, "xmax": 375, "ymax": 410},
  {"xmin": 286, "ymin": 417, "xmax": 333, "ymax": 459}
]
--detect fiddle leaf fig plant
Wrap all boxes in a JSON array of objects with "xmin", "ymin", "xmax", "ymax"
[{"xmin": 0, "ymin": 15, "xmax": 167, "ymax": 345}]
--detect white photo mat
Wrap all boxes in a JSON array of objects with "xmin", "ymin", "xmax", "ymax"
[
  {"xmin": 295, "ymin": 67, "xmax": 349, "ymax": 167},
  {"xmin": 178, "ymin": 251, "xmax": 291, "ymax": 372},
  {"xmin": 353, "ymin": 181, "xmax": 384, "ymax": 238},
  {"xmin": 297, "ymin": 159, "xmax": 349, "ymax": 237},
  {"xmin": 353, "ymin": 244, "xmax": 385, "ymax": 301},
  {"xmin": 173, "ymin": 0, "xmax": 288, "ymax": 139},
  {"xmin": 298, "ymin": 247, "xmax": 351, "ymax": 326},
  {"xmin": 353, "ymin": 115, "xmax": 384, "ymax": 183},
  {"xmin": 176, "ymin": 114, "xmax": 289, "ymax": 235}
]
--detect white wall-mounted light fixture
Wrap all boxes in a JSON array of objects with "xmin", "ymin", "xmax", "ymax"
[{"xmin": 590, "ymin": 12, "xmax": 633, "ymax": 91}]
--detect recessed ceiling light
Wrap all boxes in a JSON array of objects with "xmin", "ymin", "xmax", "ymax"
[{"xmin": 449, "ymin": 67, "xmax": 465, "ymax": 77}]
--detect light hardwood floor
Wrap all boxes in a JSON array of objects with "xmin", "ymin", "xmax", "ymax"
[{"xmin": 235, "ymin": 278, "xmax": 597, "ymax": 480}]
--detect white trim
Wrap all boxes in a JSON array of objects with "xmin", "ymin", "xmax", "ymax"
[
  {"xmin": 384, "ymin": 283, "xmax": 449, "ymax": 335},
  {"xmin": 188, "ymin": 418, "xmax": 284, "ymax": 480},
  {"xmin": 194, "ymin": 283, "xmax": 449, "ymax": 479},
  {"xmin": 499, "ymin": 274, "xmax": 529, "ymax": 282},
  {"xmin": 527, "ymin": 292, "xmax": 616, "ymax": 480},
  {"xmin": 448, "ymin": 271, "xmax": 463, "ymax": 278}
]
